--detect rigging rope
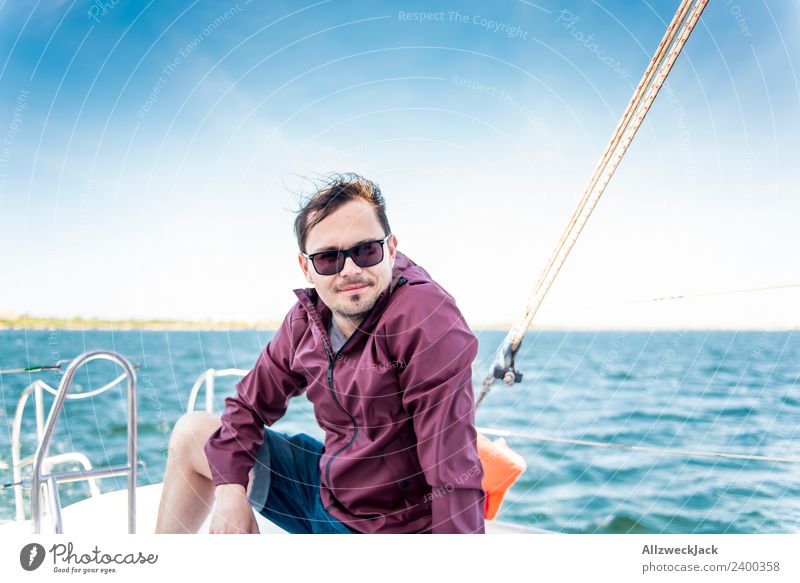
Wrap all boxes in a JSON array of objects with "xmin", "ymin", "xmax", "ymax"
[
  {"xmin": 563, "ymin": 282, "xmax": 800, "ymax": 311},
  {"xmin": 476, "ymin": 0, "xmax": 711, "ymax": 408},
  {"xmin": 478, "ymin": 427, "xmax": 800, "ymax": 464},
  {"xmin": 0, "ymin": 362, "xmax": 69, "ymax": 375}
]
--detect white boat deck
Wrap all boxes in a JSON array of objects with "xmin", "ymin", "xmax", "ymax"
[{"xmin": 0, "ymin": 483, "xmax": 551, "ymax": 535}]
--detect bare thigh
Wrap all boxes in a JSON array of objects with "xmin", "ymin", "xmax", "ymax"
[{"xmin": 170, "ymin": 411, "xmax": 222, "ymax": 480}]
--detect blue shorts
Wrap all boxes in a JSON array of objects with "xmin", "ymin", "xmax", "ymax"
[{"xmin": 245, "ymin": 427, "xmax": 358, "ymax": 534}]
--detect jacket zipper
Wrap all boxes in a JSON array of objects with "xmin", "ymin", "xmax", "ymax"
[
  {"xmin": 323, "ymin": 326, "xmax": 357, "ymax": 486},
  {"xmin": 322, "ymin": 276, "xmax": 408, "ymax": 509}
]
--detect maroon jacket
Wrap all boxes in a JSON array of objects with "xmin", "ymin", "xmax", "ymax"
[{"xmin": 204, "ymin": 251, "xmax": 485, "ymax": 533}]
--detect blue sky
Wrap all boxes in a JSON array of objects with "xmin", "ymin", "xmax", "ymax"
[{"xmin": 0, "ymin": 0, "xmax": 798, "ymax": 329}]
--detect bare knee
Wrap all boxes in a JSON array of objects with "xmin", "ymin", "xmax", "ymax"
[{"xmin": 168, "ymin": 411, "xmax": 221, "ymax": 479}]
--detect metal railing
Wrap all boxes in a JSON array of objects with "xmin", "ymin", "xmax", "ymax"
[
  {"xmin": 11, "ymin": 350, "xmax": 138, "ymax": 533},
  {"xmin": 186, "ymin": 368, "xmax": 249, "ymax": 413}
]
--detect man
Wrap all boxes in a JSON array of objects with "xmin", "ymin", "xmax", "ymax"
[{"xmin": 155, "ymin": 173, "xmax": 485, "ymax": 534}]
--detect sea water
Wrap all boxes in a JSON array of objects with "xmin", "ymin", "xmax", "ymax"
[{"xmin": 0, "ymin": 329, "xmax": 797, "ymax": 533}]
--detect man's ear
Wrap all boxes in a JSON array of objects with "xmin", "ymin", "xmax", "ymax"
[
  {"xmin": 388, "ymin": 234, "xmax": 398, "ymax": 266},
  {"xmin": 298, "ymin": 253, "xmax": 313, "ymax": 284}
]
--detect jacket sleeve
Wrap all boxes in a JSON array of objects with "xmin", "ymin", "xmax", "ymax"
[
  {"xmin": 386, "ymin": 284, "xmax": 486, "ymax": 534},
  {"xmin": 204, "ymin": 306, "xmax": 308, "ymax": 488}
]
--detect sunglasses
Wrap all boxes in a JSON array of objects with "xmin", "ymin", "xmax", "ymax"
[{"xmin": 302, "ymin": 234, "xmax": 392, "ymax": 276}]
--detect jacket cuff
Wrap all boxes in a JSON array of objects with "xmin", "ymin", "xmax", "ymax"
[
  {"xmin": 204, "ymin": 438, "xmax": 251, "ymax": 488},
  {"xmin": 431, "ymin": 488, "xmax": 486, "ymax": 534}
]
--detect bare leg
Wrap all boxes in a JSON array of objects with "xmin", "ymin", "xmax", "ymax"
[{"xmin": 155, "ymin": 412, "xmax": 221, "ymax": 533}]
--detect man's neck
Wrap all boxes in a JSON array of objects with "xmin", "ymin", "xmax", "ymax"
[{"xmin": 331, "ymin": 314, "xmax": 363, "ymax": 340}]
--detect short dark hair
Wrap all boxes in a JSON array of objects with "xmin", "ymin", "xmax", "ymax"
[{"xmin": 293, "ymin": 172, "xmax": 392, "ymax": 253}]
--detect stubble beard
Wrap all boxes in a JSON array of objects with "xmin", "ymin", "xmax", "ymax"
[{"xmin": 333, "ymin": 290, "xmax": 376, "ymax": 322}]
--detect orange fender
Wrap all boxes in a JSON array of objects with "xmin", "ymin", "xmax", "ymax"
[{"xmin": 477, "ymin": 432, "xmax": 527, "ymax": 520}]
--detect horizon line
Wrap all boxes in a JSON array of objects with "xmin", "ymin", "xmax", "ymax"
[{"xmin": 0, "ymin": 314, "xmax": 795, "ymax": 333}]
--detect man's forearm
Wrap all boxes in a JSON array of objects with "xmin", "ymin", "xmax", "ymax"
[{"xmin": 216, "ymin": 483, "xmax": 246, "ymax": 496}]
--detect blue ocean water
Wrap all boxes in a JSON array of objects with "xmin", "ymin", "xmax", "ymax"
[{"xmin": 0, "ymin": 329, "xmax": 798, "ymax": 533}]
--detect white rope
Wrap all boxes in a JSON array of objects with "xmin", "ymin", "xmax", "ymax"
[
  {"xmin": 564, "ymin": 282, "xmax": 800, "ymax": 311},
  {"xmin": 477, "ymin": 0, "xmax": 711, "ymax": 408},
  {"xmin": 478, "ymin": 427, "xmax": 800, "ymax": 464}
]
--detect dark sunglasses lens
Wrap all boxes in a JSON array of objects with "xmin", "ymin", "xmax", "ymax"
[
  {"xmin": 313, "ymin": 251, "xmax": 343, "ymax": 275},
  {"xmin": 351, "ymin": 241, "xmax": 384, "ymax": 268}
]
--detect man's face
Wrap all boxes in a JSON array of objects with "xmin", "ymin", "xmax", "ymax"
[{"xmin": 298, "ymin": 199, "xmax": 397, "ymax": 322}]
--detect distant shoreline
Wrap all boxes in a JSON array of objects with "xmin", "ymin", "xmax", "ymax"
[
  {"xmin": 0, "ymin": 316, "xmax": 793, "ymax": 333},
  {"xmin": 0, "ymin": 316, "xmax": 284, "ymax": 332}
]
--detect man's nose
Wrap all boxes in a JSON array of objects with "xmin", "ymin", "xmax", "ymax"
[{"xmin": 338, "ymin": 256, "xmax": 362, "ymax": 277}]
